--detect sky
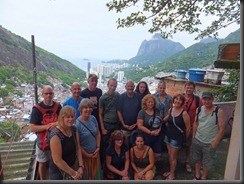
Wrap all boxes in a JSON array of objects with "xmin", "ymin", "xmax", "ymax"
[{"xmin": 0, "ymin": 0, "xmax": 240, "ymax": 63}]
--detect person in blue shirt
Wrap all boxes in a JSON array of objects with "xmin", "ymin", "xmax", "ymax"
[
  {"xmin": 117, "ymin": 80, "xmax": 141, "ymax": 147},
  {"xmin": 63, "ymin": 82, "xmax": 83, "ymax": 119}
]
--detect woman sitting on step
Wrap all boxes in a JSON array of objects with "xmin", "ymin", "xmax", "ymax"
[{"xmin": 130, "ymin": 134, "xmax": 155, "ymax": 180}]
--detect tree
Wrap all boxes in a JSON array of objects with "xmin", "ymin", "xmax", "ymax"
[
  {"xmin": 0, "ymin": 88, "xmax": 9, "ymax": 99},
  {"xmin": 106, "ymin": 0, "xmax": 240, "ymax": 40},
  {"xmin": 211, "ymin": 69, "xmax": 240, "ymax": 102}
]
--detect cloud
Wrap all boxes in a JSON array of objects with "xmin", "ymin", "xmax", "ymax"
[{"xmin": 0, "ymin": 0, "xmax": 240, "ymax": 61}]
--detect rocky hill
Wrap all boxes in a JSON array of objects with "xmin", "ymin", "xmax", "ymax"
[
  {"xmin": 128, "ymin": 33, "xmax": 185, "ymax": 67},
  {"xmin": 0, "ymin": 26, "xmax": 86, "ymax": 87},
  {"xmin": 124, "ymin": 28, "xmax": 240, "ymax": 82}
]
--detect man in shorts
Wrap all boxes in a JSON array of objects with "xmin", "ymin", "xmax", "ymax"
[
  {"xmin": 29, "ymin": 85, "xmax": 62, "ymax": 180},
  {"xmin": 192, "ymin": 91, "xmax": 225, "ymax": 180}
]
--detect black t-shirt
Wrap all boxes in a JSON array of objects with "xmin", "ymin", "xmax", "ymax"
[
  {"xmin": 29, "ymin": 101, "xmax": 62, "ymax": 126},
  {"xmin": 105, "ymin": 144, "xmax": 129, "ymax": 173},
  {"xmin": 80, "ymin": 88, "xmax": 102, "ymax": 122}
]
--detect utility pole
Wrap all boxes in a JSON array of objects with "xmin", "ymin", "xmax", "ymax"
[{"xmin": 32, "ymin": 35, "xmax": 38, "ymax": 104}]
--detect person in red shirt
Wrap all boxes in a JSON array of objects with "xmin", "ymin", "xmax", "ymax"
[{"xmin": 182, "ymin": 81, "xmax": 203, "ymax": 173}]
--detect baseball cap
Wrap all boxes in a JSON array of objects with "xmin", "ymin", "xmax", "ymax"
[
  {"xmin": 202, "ymin": 91, "xmax": 213, "ymax": 98},
  {"xmin": 88, "ymin": 74, "xmax": 98, "ymax": 80}
]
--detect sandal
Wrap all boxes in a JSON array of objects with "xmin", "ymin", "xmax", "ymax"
[
  {"xmin": 166, "ymin": 175, "xmax": 176, "ymax": 180},
  {"xmin": 193, "ymin": 176, "xmax": 201, "ymax": 180},
  {"xmin": 163, "ymin": 172, "xmax": 170, "ymax": 178},
  {"xmin": 185, "ymin": 162, "xmax": 192, "ymax": 173}
]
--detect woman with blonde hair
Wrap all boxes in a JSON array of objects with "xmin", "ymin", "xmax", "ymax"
[
  {"xmin": 49, "ymin": 105, "xmax": 84, "ymax": 180},
  {"xmin": 136, "ymin": 94, "xmax": 163, "ymax": 161},
  {"xmin": 153, "ymin": 81, "xmax": 173, "ymax": 153}
]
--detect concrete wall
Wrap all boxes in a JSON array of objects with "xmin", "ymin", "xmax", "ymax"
[
  {"xmin": 162, "ymin": 77, "xmax": 221, "ymax": 97},
  {"xmin": 224, "ymin": 83, "xmax": 240, "ymax": 180},
  {"xmin": 214, "ymin": 101, "xmax": 236, "ymax": 139}
]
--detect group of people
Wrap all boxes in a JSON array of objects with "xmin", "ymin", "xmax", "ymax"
[{"xmin": 29, "ymin": 74, "xmax": 225, "ymax": 180}]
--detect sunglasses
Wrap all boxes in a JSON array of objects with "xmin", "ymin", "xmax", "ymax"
[{"xmin": 44, "ymin": 92, "xmax": 54, "ymax": 95}]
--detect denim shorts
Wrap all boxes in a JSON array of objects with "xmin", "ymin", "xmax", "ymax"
[
  {"xmin": 144, "ymin": 134, "xmax": 162, "ymax": 154},
  {"xmin": 164, "ymin": 135, "xmax": 183, "ymax": 149},
  {"xmin": 36, "ymin": 144, "xmax": 50, "ymax": 163}
]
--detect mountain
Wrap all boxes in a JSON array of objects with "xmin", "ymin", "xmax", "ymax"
[
  {"xmin": 128, "ymin": 33, "xmax": 185, "ymax": 67},
  {"xmin": 0, "ymin": 26, "xmax": 86, "ymax": 87},
  {"xmin": 124, "ymin": 28, "xmax": 240, "ymax": 82},
  {"xmin": 200, "ymin": 37, "xmax": 220, "ymax": 44}
]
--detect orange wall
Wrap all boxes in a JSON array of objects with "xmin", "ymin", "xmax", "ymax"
[{"xmin": 161, "ymin": 77, "xmax": 220, "ymax": 97}]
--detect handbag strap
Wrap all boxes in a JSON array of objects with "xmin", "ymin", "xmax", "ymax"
[
  {"xmin": 78, "ymin": 119, "xmax": 96, "ymax": 138},
  {"xmin": 172, "ymin": 108, "xmax": 184, "ymax": 133},
  {"xmin": 186, "ymin": 96, "xmax": 194, "ymax": 113},
  {"xmin": 146, "ymin": 109, "xmax": 156, "ymax": 129}
]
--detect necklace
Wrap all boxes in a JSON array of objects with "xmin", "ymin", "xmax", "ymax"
[{"xmin": 60, "ymin": 127, "xmax": 72, "ymax": 138}]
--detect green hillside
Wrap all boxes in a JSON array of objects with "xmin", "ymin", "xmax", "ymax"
[
  {"xmin": 124, "ymin": 28, "xmax": 240, "ymax": 82},
  {"xmin": 0, "ymin": 26, "xmax": 86, "ymax": 88}
]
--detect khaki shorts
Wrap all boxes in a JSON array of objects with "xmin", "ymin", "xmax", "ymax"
[{"xmin": 191, "ymin": 138, "xmax": 217, "ymax": 171}]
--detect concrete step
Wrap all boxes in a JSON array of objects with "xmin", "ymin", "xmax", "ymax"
[
  {"xmin": 3, "ymin": 169, "xmax": 28, "ymax": 180},
  {"xmin": 0, "ymin": 140, "xmax": 35, "ymax": 146},
  {"xmin": 1, "ymin": 150, "xmax": 34, "ymax": 159},
  {"xmin": 0, "ymin": 141, "xmax": 36, "ymax": 180},
  {"xmin": 0, "ymin": 141, "xmax": 35, "ymax": 151},
  {"xmin": 4, "ymin": 161, "xmax": 30, "ymax": 170},
  {"xmin": 11, "ymin": 177, "xmax": 26, "ymax": 180},
  {"xmin": 3, "ymin": 156, "xmax": 33, "ymax": 165}
]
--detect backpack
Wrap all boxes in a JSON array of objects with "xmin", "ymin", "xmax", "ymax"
[
  {"xmin": 196, "ymin": 105, "xmax": 220, "ymax": 124},
  {"xmin": 195, "ymin": 95, "xmax": 200, "ymax": 108},
  {"xmin": 34, "ymin": 102, "xmax": 60, "ymax": 151}
]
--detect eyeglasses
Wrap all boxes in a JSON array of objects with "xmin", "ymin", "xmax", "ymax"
[
  {"xmin": 44, "ymin": 92, "xmax": 54, "ymax": 95},
  {"xmin": 115, "ymin": 138, "xmax": 123, "ymax": 141}
]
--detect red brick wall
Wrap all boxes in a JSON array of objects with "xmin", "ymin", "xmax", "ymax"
[{"xmin": 162, "ymin": 77, "xmax": 220, "ymax": 97}]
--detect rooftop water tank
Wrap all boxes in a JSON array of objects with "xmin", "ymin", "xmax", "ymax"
[
  {"xmin": 188, "ymin": 68, "xmax": 206, "ymax": 82},
  {"xmin": 174, "ymin": 70, "xmax": 187, "ymax": 79}
]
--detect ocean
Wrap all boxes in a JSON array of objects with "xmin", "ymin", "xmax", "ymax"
[{"xmin": 67, "ymin": 57, "xmax": 114, "ymax": 71}]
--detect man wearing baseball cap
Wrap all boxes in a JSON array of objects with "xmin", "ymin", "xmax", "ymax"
[
  {"xmin": 80, "ymin": 74, "xmax": 102, "ymax": 129},
  {"xmin": 191, "ymin": 91, "xmax": 225, "ymax": 180}
]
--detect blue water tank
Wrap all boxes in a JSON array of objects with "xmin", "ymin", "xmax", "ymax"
[
  {"xmin": 174, "ymin": 70, "xmax": 187, "ymax": 79},
  {"xmin": 188, "ymin": 68, "xmax": 206, "ymax": 82}
]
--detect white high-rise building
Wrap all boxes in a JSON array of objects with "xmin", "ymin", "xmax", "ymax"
[
  {"xmin": 86, "ymin": 62, "xmax": 91, "ymax": 79},
  {"xmin": 117, "ymin": 71, "xmax": 124, "ymax": 82},
  {"xmin": 97, "ymin": 65, "xmax": 114, "ymax": 77}
]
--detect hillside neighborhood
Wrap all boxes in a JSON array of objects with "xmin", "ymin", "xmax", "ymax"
[{"xmin": 0, "ymin": 25, "xmax": 240, "ymax": 180}]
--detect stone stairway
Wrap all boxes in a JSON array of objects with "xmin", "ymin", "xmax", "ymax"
[{"xmin": 0, "ymin": 141, "xmax": 36, "ymax": 180}]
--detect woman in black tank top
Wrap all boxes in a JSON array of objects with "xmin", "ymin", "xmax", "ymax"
[{"xmin": 130, "ymin": 134, "xmax": 155, "ymax": 180}]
